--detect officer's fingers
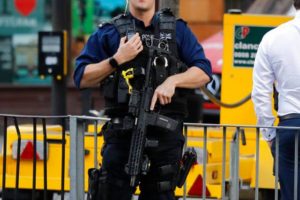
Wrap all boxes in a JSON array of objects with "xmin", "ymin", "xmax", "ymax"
[
  {"xmin": 158, "ymin": 95, "xmax": 167, "ymax": 105},
  {"xmin": 163, "ymin": 95, "xmax": 171, "ymax": 104},
  {"xmin": 159, "ymin": 91, "xmax": 171, "ymax": 104},
  {"xmin": 136, "ymin": 42, "xmax": 143, "ymax": 52},
  {"xmin": 132, "ymin": 37, "xmax": 142, "ymax": 47},
  {"xmin": 138, "ymin": 41, "xmax": 143, "ymax": 50},
  {"xmin": 134, "ymin": 45, "xmax": 143, "ymax": 55},
  {"xmin": 129, "ymin": 33, "xmax": 140, "ymax": 44},
  {"xmin": 132, "ymin": 41, "xmax": 141, "ymax": 51},
  {"xmin": 120, "ymin": 36, "xmax": 126, "ymax": 45},
  {"xmin": 127, "ymin": 40, "xmax": 138, "ymax": 50},
  {"xmin": 150, "ymin": 92, "xmax": 158, "ymax": 110},
  {"xmin": 166, "ymin": 96, "xmax": 172, "ymax": 104}
]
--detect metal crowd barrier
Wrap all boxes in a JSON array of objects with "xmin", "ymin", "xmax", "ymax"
[
  {"xmin": 69, "ymin": 115, "xmax": 109, "ymax": 200},
  {"xmin": 1, "ymin": 114, "xmax": 300, "ymax": 200},
  {"xmin": 182, "ymin": 123, "xmax": 300, "ymax": 200},
  {"xmin": 0, "ymin": 114, "xmax": 68, "ymax": 200}
]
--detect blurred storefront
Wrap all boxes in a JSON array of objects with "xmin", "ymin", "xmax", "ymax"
[
  {"xmin": 0, "ymin": 0, "xmax": 127, "ymax": 86},
  {"xmin": 0, "ymin": 0, "xmax": 49, "ymax": 84},
  {"xmin": 0, "ymin": 0, "xmax": 125, "ymax": 115}
]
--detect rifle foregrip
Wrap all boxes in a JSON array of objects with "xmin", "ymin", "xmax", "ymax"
[{"xmin": 147, "ymin": 113, "xmax": 178, "ymax": 132}]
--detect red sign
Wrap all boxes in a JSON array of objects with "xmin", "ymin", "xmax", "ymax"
[
  {"xmin": 14, "ymin": 0, "xmax": 37, "ymax": 17},
  {"xmin": 20, "ymin": 141, "xmax": 41, "ymax": 160}
]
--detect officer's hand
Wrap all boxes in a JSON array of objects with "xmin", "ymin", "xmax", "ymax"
[
  {"xmin": 150, "ymin": 77, "xmax": 176, "ymax": 110},
  {"xmin": 114, "ymin": 33, "xmax": 143, "ymax": 65}
]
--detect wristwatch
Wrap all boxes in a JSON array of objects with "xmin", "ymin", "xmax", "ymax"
[{"xmin": 109, "ymin": 57, "xmax": 119, "ymax": 69}]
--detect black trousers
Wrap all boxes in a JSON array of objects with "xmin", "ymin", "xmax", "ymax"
[{"xmin": 99, "ymin": 121, "xmax": 184, "ymax": 200}]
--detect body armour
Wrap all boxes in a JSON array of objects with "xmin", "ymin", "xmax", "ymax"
[{"xmin": 102, "ymin": 9, "xmax": 192, "ymax": 117}]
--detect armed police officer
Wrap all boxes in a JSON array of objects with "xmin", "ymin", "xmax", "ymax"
[{"xmin": 74, "ymin": 0, "xmax": 212, "ymax": 199}]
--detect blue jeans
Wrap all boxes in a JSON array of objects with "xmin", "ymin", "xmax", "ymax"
[{"xmin": 271, "ymin": 117, "xmax": 300, "ymax": 200}]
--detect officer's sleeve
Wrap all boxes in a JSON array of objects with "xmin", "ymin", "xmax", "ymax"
[
  {"xmin": 176, "ymin": 20, "xmax": 212, "ymax": 81},
  {"xmin": 73, "ymin": 26, "xmax": 118, "ymax": 88}
]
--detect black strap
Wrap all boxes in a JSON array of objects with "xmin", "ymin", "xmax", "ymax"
[
  {"xmin": 141, "ymin": 163, "xmax": 179, "ymax": 192},
  {"xmin": 143, "ymin": 181, "xmax": 175, "ymax": 193},
  {"xmin": 111, "ymin": 14, "xmax": 135, "ymax": 37},
  {"xmin": 157, "ymin": 9, "xmax": 178, "ymax": 58},
  {"xmin": 158, "ymin": 8, "xmax": 176, "ymax": 31},
  {"xmin": 279, "ymin": 113, "xmax": 300, "ymax": 121},
  {"xmin": 157, "ymin": 163, "xmax": 179, "ymax": 176}
]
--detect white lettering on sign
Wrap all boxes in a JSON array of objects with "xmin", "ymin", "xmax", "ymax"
[
  {"xmin": 234, "ymin": 52, "xmax": 249, "ymax": 58},
  {"xmin": 234, "ymin": 59, "xmax": 254, "ymax": 65},
  {"xmin": 234, "ymin": 41, "xmax": 259, "ymax": 51},
  {"xmin": 0, "ymin": 16, "xmax": 37, "ymax": 28}
]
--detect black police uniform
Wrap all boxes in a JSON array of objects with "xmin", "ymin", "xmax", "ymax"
[{"xmin": 74, "ymin": 9, "xmax": 212, "ymax": 200}]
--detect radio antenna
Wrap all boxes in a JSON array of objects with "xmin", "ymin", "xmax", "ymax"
[{"xmin": 124, "ymin": 0, "xmax": 129, "ymax": 15}]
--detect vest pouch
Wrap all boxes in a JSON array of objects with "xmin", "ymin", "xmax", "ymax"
[
  {"xmin": 103, "ymin": 75, "xmax": 117, "ymax": 99},
  {"xmin": 118, "ymin": 76, "xmax": 130, "ymax": 103},
  {"xmin": 168, "ymin": 56, "xmax": 188, "ymax": 76}
]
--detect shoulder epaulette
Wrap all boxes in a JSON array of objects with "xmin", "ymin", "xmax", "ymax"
[
  {"xmin": 158, "ymin": 8, "xmax": 176, "ymax": 31},
  {"xmin": 110, "ymin": 13, "xmax": 134, "ymax": 36},
  {"xmin": 98, "ymin": 21, "xmax": 112, "ymax": 29},
  {"xmin": 158, "ymin": 8, "xmax": 174, "ymax": 17},
  {"xmin": 98, "ymin": 14, "xmax": 128, "ymax": 28},
  {"xmin": 111, "ymin": 14, "xmax": 128, "ymax": 22}
]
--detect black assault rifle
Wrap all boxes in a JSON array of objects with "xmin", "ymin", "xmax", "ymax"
[{"xmin": 124, "ymin": 48, "xmax": 179, "ymax": 187}]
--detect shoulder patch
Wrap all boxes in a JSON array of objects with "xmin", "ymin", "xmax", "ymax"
[
  {"xmin": 110, "ymin": 14, "xmax": 133, "ymax": 36},
  {"xmin": 98, "ymin": 14, "xmax": 129, "ymax": 29}
]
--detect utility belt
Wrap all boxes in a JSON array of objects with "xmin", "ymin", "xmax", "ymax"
[
  {"xmin": 108, "ymin": 113, "xmax": 180, "ymax": 132},
  {"xmin": 87, "ymin": 147, "xmax": 197, "ymax": 198},
  {"xmin": 100, "ymin": 117, "xmax": 133, "ymax": 143}
]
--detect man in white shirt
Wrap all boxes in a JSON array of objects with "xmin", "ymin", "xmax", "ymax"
[{"xmin": 252, "ymin": 1, "xmax": 300, "ymax": 199}]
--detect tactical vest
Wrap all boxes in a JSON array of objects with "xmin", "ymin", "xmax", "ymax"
[{"xmin": 102, "ymin": 9, "xmax": 191, "ymax": 117}]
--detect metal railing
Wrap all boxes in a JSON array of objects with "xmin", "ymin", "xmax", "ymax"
[
  {"xmin": 1, "ymin": 114, "xmax": 300, "ymax": 200},
  {"xmin": 69, "ymin": 115, "xmax": 108, "ymax": 200},
  {"xmin": 69, "ymin": 116, "xmax": 300, "ymax": 200},
  {"xmin": 182, "ymin": 123, "xmax": 300, "ymax": 200},
  {"xmin": 0, "ymin": 114, "xmax": 68, "ymax": 200}
]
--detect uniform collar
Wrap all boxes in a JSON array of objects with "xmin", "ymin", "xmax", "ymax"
[{"xmin": 128, "ymin": 12, "xmax": 158, "ymax": 29}]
